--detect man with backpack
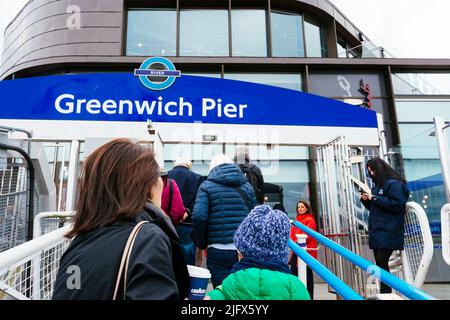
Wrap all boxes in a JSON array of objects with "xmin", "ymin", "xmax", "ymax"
[{"xmin": 234, "ymin": 148, "xmax": 265, "ymax": 205}]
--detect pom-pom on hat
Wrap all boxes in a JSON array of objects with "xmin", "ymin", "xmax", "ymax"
[{"xmin": 234, "ymin": 205, "xmax": 291, "ymax": 262}]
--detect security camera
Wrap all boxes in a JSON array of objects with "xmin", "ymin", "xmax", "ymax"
[{"xmin": 147, "ymin": 120, "xmax": 156, "ymax": 135}]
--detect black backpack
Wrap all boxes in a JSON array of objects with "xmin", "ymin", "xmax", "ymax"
[{"xmin": 240, "ymin": 164, "xmax": 264, "ymax": 204}]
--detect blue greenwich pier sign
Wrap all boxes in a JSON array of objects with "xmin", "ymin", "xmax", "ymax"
[{"xmin": 0, "ymin": 58, "xmax": 378, "ymax": 130}]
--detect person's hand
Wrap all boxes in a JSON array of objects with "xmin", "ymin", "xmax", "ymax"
[
  {"xmin": 196, "ymin": 249, "xmax": 204, "ymax": 267},
  {"xmin": 361, "ymin": 193, "xmax": 372, "ymax": 201}
]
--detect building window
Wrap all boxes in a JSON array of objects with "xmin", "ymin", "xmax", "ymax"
[
  {"xmin": 271, "ymin": 11, "xmax": 305, "ymax": 57},
  {"xmin": 337, "ymin": 37, "xmax": 348, "ymax": 58},
  {"xmin": 126, "ymin": 10, "xmax": 177, "ymax": 56},
  {"xmin": 304, "ymin": 20, "xmax": 327, "ymax": 57},
  {"xmin": 393, "ymin": 73, "xmax": 450, "ymax": 95},
  {"xmin": 394, "ymin": 100, "xmax": 450, "ymax": 236},
  {"xmin": 180, "ymin": 10, "xmax": 229, "ymax": 56},
  {"xmin": 224, "ymin": 73, "xmax": 302, "ymax": 91},
  {"xmin": 231, "ymin": 10, "xmax": 267, "ymax": 57}
]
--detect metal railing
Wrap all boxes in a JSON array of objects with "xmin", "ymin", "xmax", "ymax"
[
  {"xmin": 0, "ymin": 225, "xmax": 72, "ymax": 300},
  {"xmin": 33, "ymin": 211, "xmax": 75, "ymax": 238},
  {"xmin": 289, "ymin": 239, "xmax": 363, "ymax": 300},
  {"xmin": 0, "ymin": 131, "xmax": 35, "ymax": 253},
  {"xmin": 293, "ymin": 221, "xmax": 436, "ymax": 300},
  {"xmin": 0, "ymin": 211, "xmax": 74, "ymax": 300},
  {"xmin": 442, "ymin": 204, "xmax": 450, "ymax": 266},
  {"xmin": 401, "ymin": 202, "xmax": 434, "ymax": 288}
]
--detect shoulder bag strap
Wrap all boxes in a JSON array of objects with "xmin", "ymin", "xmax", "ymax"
[{"xmin": 113, "ymin": 221, "xmax": 149, "ymax": 300}]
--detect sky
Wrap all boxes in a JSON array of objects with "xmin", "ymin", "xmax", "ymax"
[
  {"xmin": 0, "ymin": 0, "xmax": 450, "ymax": 59},
  {"xmin": 329, "ymin": 0, "xmax": 450, "ymax": 59}
]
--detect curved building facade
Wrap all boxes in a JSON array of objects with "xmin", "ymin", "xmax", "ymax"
[{"xmin": 2, "ymin": 0, "xmax": 450, "ymax": 283}]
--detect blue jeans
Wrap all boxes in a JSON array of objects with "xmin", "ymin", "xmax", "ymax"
[
  {"xmin": 206, "ymin": 247, "xmax": 238, "ymax": 288},
  {"xmin": 176, "ymin": 224, "xmax": 196, "ymax": 266}
]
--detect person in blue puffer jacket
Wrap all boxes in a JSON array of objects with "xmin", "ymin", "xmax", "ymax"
[
  {"xmin": 360, "ymin": 157, "xmax": 409, "ymax": 294},
  {"xmin": 193, "ymin": 154, "xmax": 256, "ymax": 288}
]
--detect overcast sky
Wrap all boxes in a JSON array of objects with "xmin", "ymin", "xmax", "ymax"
[
  {"xmin": 1, "ymin": 0, "xmax": 449, "ymax": 59},
  {"xmin": 330, "ymin": 0, "xmax": 450, "ymax": 59}
]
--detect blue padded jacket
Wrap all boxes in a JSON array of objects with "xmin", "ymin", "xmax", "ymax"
[{"xmin": 193, "ymin": 163, "xmax": 256, "ymax": 249}]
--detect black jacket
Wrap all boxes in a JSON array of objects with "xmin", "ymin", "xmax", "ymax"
[
  {"xmin": 361, "ymin": 178, "xmax": 409, "ymax": 250},
  {"xmin": 52, "ymin": 202, "xmax": 190, "ymax": 300},
  {"xmin": 168, "ymin": 166, "xmax": 205, "ymax": 214},
  {"xmin": 239, "ymin": 163, "xmax": 265, "ymax": 204}
]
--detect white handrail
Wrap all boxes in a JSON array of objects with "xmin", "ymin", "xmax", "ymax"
[
  {"xmin": 0, "ymin": 225, "xmax": 71, "ymax": 273},
  {"xmin": 401, "ymin": 202, "xmax": 434, "ymax": 288},
  {"xmin": 33, "ymin": 211, "xmax": 75, "ymax": 239},
  {"xmin": 441, "ymin": 204, "xmax": 450, "ymax": 266}
]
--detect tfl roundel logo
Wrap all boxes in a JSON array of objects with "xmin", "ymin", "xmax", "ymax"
[{"xmin": 134, "ymin": 57, "xmax": 181, "ymax": 91}]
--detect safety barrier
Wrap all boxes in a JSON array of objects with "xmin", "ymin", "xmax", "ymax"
[
  {"xmin": 402, "ymin": 202, "xmax": 434, "ymax": 288},
  {"xmin": 442, "ymin": 204, "xmax": 450, "ymax": 266},
  {"xmin": 288, "ymin": 240, "xmax": 363, "ymax": 300},
  {"xmin": 0, "ymin": 225, "xmax": 71, "ymax": 300},
  {"xmin": 293, "ymin": 221, "xmax": 436, "ymax": 300},
  {"xmin": 33, "ymin": 211, "xmax": 75, "ymax": 238}
]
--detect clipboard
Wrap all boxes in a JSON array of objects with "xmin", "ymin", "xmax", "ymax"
[{"xmin": 349, "ymin": 176, "xmax": 371, "ymax": 195}]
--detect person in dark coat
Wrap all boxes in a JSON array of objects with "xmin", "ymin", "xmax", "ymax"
[
  {"xmin": 360, "ymin": 157, "xmax": 409, "ymax": 294},
  {"xmin": 168, "ymin": 156, "xmax": 204, "ymax": 214},
  {"xmin": 193, "ymin": 154, "xmax": 256, "ymax": 288},
  {"xmin": 168, "ymin": 156, "xmax": 205, "ymax": 265},
  {"xmin": 52, "ymin": 139, "xmax": 189, "ymax": 300},
  {"xmin": 234, "ymin": 148, "xmax": 265, "ymax": 205}
]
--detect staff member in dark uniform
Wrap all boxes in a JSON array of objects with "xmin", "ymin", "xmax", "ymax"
[{"xmin": 360, "ymin": 157, "xmax": 409, "ymax": 294}]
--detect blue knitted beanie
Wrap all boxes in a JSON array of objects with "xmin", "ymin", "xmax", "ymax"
[{"xmin": 234, "ymin": 205, "xmax": 291, "ymax": 262}]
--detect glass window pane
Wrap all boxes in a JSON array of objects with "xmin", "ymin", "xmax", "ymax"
[
  {"xmin": 180, "ymin": 10, "xmax": 229, "ymax": 56},
  {"xmin": 225, "ymin": 144, "xmax": 309, "ymax": 160},
  {"xmin": 224, "ymin": 73, "xmax": 302, "ymax": 91},
  {"xmin": 305, "ymin": 21, "xmax": 327, "ymax": 57},
  {"xmin": 232, "ymin": 10, "xmax": 267, "ymax": 57},
  {"xmin": 126, "ymin": 10, "xmax": 176, "ymax": 56},
  {"xmin": 337, "ymin": 38, "xmax": 347, "ymax": 58},
  {"xmin": 260, "ymin": 161, "xmax": 310, "ymax": 218},
  {"xmin": 396, "ymin": 100, "xmax": 450, "ymax": 122},
  {"xmin": 398, "ymin": 124, "xmax": 442, "ymax": 159},
  {"xmin": 271, "ymin": 12, "xmax": 304, "ymax": 57},
  {"xmin": 393, "ymin": 73, "xmax": 450, "ymax": 95},
  {"xmin": 164, "ymin": 143, "xmax": 222, "ymax": 161}
]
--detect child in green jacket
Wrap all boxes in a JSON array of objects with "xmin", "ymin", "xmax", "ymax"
[{"xmin": 207, "ymin": 205, "xmax": 310, "ymax": 300}]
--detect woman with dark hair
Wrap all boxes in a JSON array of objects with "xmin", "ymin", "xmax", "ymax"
[
  {"xmin": 289, "ymin": 200, "xmax": 318, "ymax": 300},
  {"xmin": 52, "ymin": 138, "xmax": 189, "ymax": 300},
  {"xmin": 360, "ymin": 157, "xmax": 409, "ymax": 294}
]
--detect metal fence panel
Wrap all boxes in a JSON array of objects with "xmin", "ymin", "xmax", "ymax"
[{"xmin": 0, "ymin": 158, "xmax": 29, "ymax": 253}]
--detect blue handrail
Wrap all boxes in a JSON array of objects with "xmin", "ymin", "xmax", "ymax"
[
  {"xmin": 293, "ymin": 221, "xmax": 436, "ymax": 300},
  {"xmin": 288, "ymin": 240, "xmax": 364, "ymax": 300}
]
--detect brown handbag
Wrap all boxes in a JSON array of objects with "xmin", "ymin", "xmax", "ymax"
[{"xmin": 112, "ymin": 221, "xmax": 148, "ymax": 300}]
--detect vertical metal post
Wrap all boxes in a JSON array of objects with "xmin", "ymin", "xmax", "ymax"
[
  {"xmin": 296, "ymin": 234, "xmax": 308, "ymax": 287},
  {"xmin": 377, "ymin": 114, "xmax": 389, "ymax": 161},
  {"xmin": 65, "ymin": 140, "xmax": 80, "ymax": 211},
  {"xmin": 434, "ymin": 117, "xmax": 450, "ymax": 203},
  {"xmin": 57, "ymin": 145, "xmax": 66, "ymax": 212}
]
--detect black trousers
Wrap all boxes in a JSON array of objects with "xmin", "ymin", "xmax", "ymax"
[
  {"xmin": 373, "ymin": 249, "xmax": 394, "ymax": 294},
  {"xmin": 290, "ymin": 254, "xmax": 314, "ymax": 300}
]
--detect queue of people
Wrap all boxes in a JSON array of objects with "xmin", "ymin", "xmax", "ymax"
[{"xmin": 52, "ymin": 139, "xmax": 408, "ymax": 300}]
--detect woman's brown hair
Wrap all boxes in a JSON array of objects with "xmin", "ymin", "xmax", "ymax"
[
  {"xmin": 296, "ymin": 200, "xmax": 312, "ymax": 215},
  {"xmin": 66, "ymin": 138, "xmax": 160, "ymax": 238}
]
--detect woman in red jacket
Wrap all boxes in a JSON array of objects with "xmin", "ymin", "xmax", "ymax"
[{"xmin": 289, "ymin": 200, "xmax": 318, "ymax": 299}]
